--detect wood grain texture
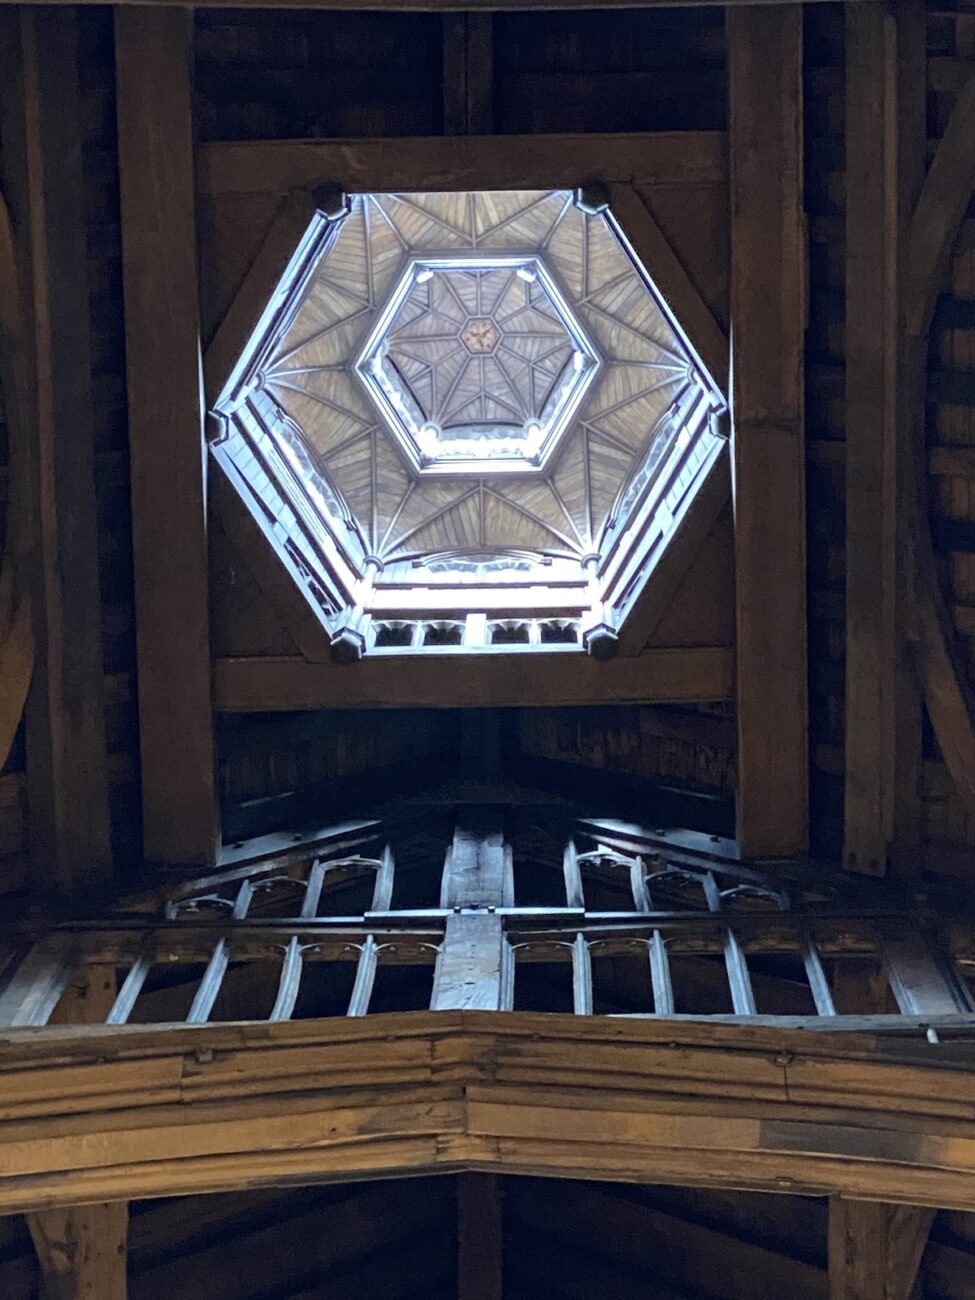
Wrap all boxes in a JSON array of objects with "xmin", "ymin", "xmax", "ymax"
[
  {"xmin": 199, "ymin": 133, "xmax": 727, "ymax": 197},
  {"xmin": 0, "ymin": 9, "xmax": 112, "ymax": 895},
  {"xmin": 728, "ymin": 5, "xmax": 808, "ymax": 856},
  {"xmin": 115, "ymin": 7, "xmax": 218, "ymax": 866},
  {"xmin": 0, "ymin": 1014, "xmax": 970, "ymax": 1212},
  {"xmin": 0, "ymin": 0, "xmax": 863, "ymax": 9},
  {"xmin": 843, "ymin": 0, "xmax": 926, "ymax": 878},
  {"xmin": 903, "ymin": 71, "xmax": 975, "ymax": 822},
  {"xmin": 0, "ymin": 193, "xmax": 34, "ymax": 773},
  {"xmin": 213, "ymin": 645, "xmax": 734, "ymax": 710},
  {"xmin": 828, "ymin": 1199, "xmax": 933, "ymax": 1300},
  {"xmin": 28, "ymin": 1203, "xmax": 128, "ymax": 1300}
]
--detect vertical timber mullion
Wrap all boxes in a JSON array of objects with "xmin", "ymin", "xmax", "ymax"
[
  {"xmin": 115, "ymin": 6, "xmax": 219, "ymax": 867},
  {"xmin": 728, "ymin": 6, "xmax": 808, "ymax": 858}
]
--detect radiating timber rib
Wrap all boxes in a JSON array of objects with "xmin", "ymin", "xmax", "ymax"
[
  {"xmin": 0, "ymin": 194, "xmax": 34, "ymax": 771},
  {"xmin": 904, "ymin": 71, "xmax": 975, "ymax": 818},
  {"xmin": 828, "ymin": 1199, "xmax": 934, "ymax": 1300}
]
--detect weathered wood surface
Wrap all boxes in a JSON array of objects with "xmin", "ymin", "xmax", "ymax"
[
  {"xmin": 0, "ymin": 1014, "xmax": 970, "ymax": 1212},
  {"xmin": 608, "ymin": 183, "xmax": 729, "ymax": 393},
  {"xmin": 199, "ymin": 133, "xmax": 727, "ymax": 197},
  {"xmin": 0, "ymin": 194, "xmax": 34, "ymax": 773},
  {"xmin": 213, "ymin": 646, "xmax": 734, "ymax": 710},
  {"xmin": 0, "ymin": 0, "xmax": 876, "ymax": 9},
  {"xmin": 903, "ymin": 70, "xmax": 975, "ymax": 821},
  {"xmin": 728, "ymin": 5, "xmax": 808, "ymax": 857},
  {"xmin": 828, "ymin": 1198, "xmax": 934, "ymax": 1300},
  {"xmin": 843, "ymin": 0, "xmax": 926, "ymax": 878},
  {"xmin": 28, "ymin": 1203, "xmax": 128, "ymax": 1300},
  {"xmin": 431, "ymin": 914, "xmax": 504, "ymax": 1011},
  {"xmin": 0, "ymin": 8, "xmax": 113, "ymax": 895},
  {"xmin": 441, "ymin": 818, "xmax": 509, "ymax": 909},
  {"xmin": 115, "ymin": 7, "xmax": 218, "ymax": 866},
  {"xmin": 457, "ymin": 1173, "xmax": 502, "ymax": 1300}
]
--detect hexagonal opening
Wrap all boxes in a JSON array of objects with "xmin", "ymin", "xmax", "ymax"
[{"xmin": 211, "ymin": 188, "xmax": 727, "ymax": 660}]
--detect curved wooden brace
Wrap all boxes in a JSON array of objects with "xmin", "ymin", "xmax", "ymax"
[
  {"xmin": 0, "ymin": 194, "xmax": 34, "ymax": 771},
  {"xmin": 905, "ymin": 74, "xmax": 975, "ymax": 812},
  {"xmin": 0, "ymin": 1012, "xmax": 974, "ymax": 1213}
]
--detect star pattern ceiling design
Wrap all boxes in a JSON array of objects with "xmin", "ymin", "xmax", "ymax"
[
  {"xmin": 214, "ymin": 188, "xmax": 726, "ymax": 656},
  {"xmin": 256, "ymin": 190, "xmax": 697, "ymax": 568},
  {"xmin": 355, "ymin": 256, "xmax": 599, "ymax": 474}
]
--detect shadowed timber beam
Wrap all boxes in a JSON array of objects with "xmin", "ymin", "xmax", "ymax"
[
  {"xmin": 203, "ymin": 188, "xmax": 323, "ymax": 407},
  {"xmin": 0, "ymin": 0, "xmax": 877, "ymax": 10},
  {"xmin": 116, "ymin": 7, "xmax": 218, "ymax": 866},
  {"xmin": 0, "ymin": 194, "xmax": 34, "ymax": 771},
  {"xmin": 903, "ymin": 72, "xmax": 975, "ymax": 818},
  {"xmin": 843, "ymin": 0, "xmax": 926, "ymax": 877},
  {"xmin": 608, "ymin": 183, "xmax": 729, "ymax": 395},
  {"xmin": 728, "ymin": 5, "xmax": 808, "ymax": 857},
  {"xmin": 442, "ymin": 15, "xmax": 494, "ymax": 135},
  {"xmin": 198, "ymin": 133, "xmax": 727, "ymax": 198},
  {"xmin": 0, "ymin": 9, "xmax": 112, "ymax": 895},
  {"xmin": 828, "ymin": 1199, "xmax": 934, "ymax": 1300},
  {"xmin": 213, "ymin": 645, "xmax": 734, "ymax": 710},
  {"xmin": 457, "ymin": 1174, "xmax": 502, "ymax": 1300},
  {"xmin": 616, "ymin": 445, "xmax": 730, "ymax": 656}
]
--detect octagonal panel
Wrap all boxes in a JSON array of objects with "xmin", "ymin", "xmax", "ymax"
[
  {"xmin": 212, "ymin": 188, "xmax": 728, "ymax": 659},
  {"xmin": 356, "ymin": 255, "xmax": 599, "ymax": 474}
]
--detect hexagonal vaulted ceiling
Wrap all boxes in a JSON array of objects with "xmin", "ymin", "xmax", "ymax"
[{"xmin": 211, "ymin": 189, "xmax": 727, "ymax": 659}]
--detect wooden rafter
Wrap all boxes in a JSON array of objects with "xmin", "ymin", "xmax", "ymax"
[
  {"xmin": 199, "ymin": 133, "xmax": 727, "ymax": 198},
  {"xmin": 0, "ymin": 0, "xmax": 878, "ymax": 10},
  {"xmin": 843, "ymin": 0, "xmax": 926, "ymax": 878},
  {"xmin": 213, "ymin": 645, "xmax": 734, "ymax": 710},
  {"xmin": 0, "ymin": 8, "xmax": 113, "ymax": 895},
  {"xmin": 116, "ymin": 7, "xmax": 218, "ymax": 866},
  {"xmin": 728, "ymin": 6, "xmax": 808, "ymax": 857},
  {"xmin": 903, "ymin": 71, "xmax": 975, "ymax": 821}
]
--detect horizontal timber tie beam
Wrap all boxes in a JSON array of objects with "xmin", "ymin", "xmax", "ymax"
[
  {"xmin": 212, "ymin": 647, "xmax": 735, "ymax": 710},
  {"xmin": 0, "ymin": 1014, "xmax": 971, "ymax": 1213}
]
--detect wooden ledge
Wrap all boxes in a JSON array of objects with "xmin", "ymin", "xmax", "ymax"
[{"xmin": 0, "ymin": 1013, "xmax": 974, "ymax": 1213}]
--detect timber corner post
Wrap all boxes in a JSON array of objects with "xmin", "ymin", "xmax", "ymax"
[
  {"xmin": 115, "ymin": 5, "xmax": 220, "ymax": 869},
  {"xmin": 728, "ymin": 4, "xmax": 809, "ymax": 860}
]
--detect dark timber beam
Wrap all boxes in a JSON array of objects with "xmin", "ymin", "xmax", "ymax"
[
  {"xmin": 0, "ymin": 0, "xmax": 880, "ymax": 9},
  {"xmin": 0, "ymin": 8, "xmax": 113, "ymax": 896},
  {"xmin": 828, "ymin": 1199, "xmax": 933, "ymax": 1300},
  {"xmin": 728, "ymin": 6, "xmax": 808, "ymax": 857},
  {"xmin": 457, "ymin": 1174, "xmax": 503, "ymax": 1300},
  {"xmin": 115, "ymin": 7, "xmax": 218, "ymax": 866},
  {"xmin": 843, "ymin": 0, "xmax": 926, "ymax": 877}
]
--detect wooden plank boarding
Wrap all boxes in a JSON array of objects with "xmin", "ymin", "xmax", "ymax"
[
  {"xmin": 727, "ymin": 5, "xmax": 808, "ymax": 857},
  {"xmin": 457, "ymin": 1174, "xmax": 503, "ymax": 1300},
  {"xmin": 115, "ymin": 6, "xmax": 219, "ymax": 866}
]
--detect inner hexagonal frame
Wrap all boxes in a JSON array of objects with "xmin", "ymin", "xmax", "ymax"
[{"xmin": 355, "ymin": 254, "xmax": 600, "ymax": 475}]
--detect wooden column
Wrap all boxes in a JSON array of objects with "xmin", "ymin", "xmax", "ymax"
[
  {"xmin": 829, "ymin": 1199, "xmax": 933, "ymax": 1300},
  {"xmin": 28, "ymin": 968, "xmax": 127, "ymax": 1299},
  {"xmin": 115, "ymin": 7, "xmax": 218, "ymax": 866},
  {"xmin": 0, "ymin": 8, "xmax": 113, "ymax": 896},
  {"xmin": 843, "ymin": 1, "xmax": 927, "ymax": 877},
  {"xmin": 457, "ymin": 1174, "xmax": 503, "ymax": 1300},
  {"xmin": 728, "ymin": 6, "xmax": 808, "ymax": 857}
]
